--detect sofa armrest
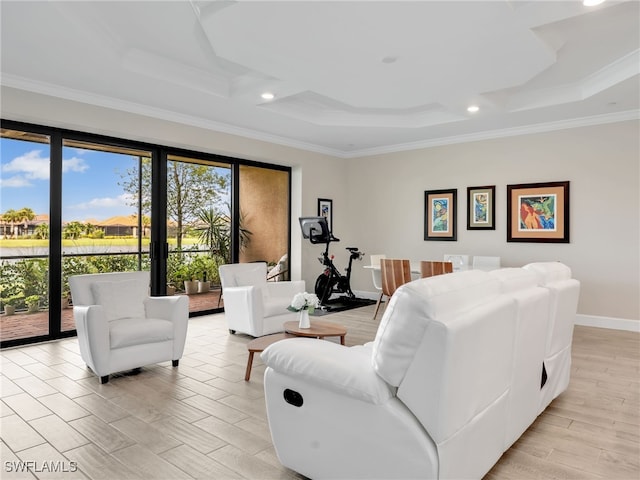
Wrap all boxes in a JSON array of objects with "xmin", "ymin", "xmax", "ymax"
[
  {"xmin": 144, "ymin": 295, "xmax": 188, "ymax": 322},
  {"xmin": 73, "ymin": 305, "xmax": 110, "ymax": 375},
  {"xmin": 145, "ymin": 296, "xmax": 189, "ymax": 359},
  {"xmin": 261, "ymin": 338, "xmax": 393, "ymax": 404},
  {"xmin": 224, "ymin": 285, "xmax": 264, "ymax": 316}
]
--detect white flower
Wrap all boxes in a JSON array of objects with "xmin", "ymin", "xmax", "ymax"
[{"xmin": 289, "ymin": 292, "xmax": 320, "ymax": 311}]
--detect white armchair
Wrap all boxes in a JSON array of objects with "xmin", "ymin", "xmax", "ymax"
[
  {"xmin": 219, "ymin": 262, "xmax": 305, "ymax": 337},
  {"xmin": 69, "ymin": 271, "xmax": 189, "ymax": 384}
]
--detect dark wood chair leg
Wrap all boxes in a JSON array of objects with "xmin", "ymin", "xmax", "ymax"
[
  {"xmin": 100, "ymin": 375, "xmax": 109, "ymax": 384},
  {"xmin": 172, "ymin": 360, "xmax": 179, "ymax": 367},
  {"xmin": 373, "ymin": 292, "xmax": 384, "ymax": 320}
]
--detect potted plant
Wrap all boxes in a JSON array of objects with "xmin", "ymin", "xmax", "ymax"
[
  {"xmin": 25, "ymin": 295, "xmax": 40, "ymax": 313},
  {"xmin": 184, "ymin": 277, "xmax": 199, "ymax": 294},
  {"xmin": 166, "ymin": 283, "xmax": 176, "ymax": 296},
  {"xmin": 1, "ymin": 293, "xmax": 24, "ymax": 316}
]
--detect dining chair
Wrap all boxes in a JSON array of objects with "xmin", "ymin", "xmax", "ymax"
[
  {"xmin": 420, "ymin": 261, "xmax": 454, "ymax": 278},
  {"xmin": 374, "ymin": 259, "xmax": 412, "ymax": 320},
  {"xmin": 472, "ymin": 256, "xmax": 501, "ymax": 271},
  {"xmin": 443, "ymin": 254, "xmax": 470, "ymax": 271},
  {"xmin": 369, "ymin": 253, "xmax": 386, "ymax": 303}
]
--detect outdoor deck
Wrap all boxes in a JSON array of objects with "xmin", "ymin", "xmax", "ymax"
[{"xmin": 0, "ymin": 290, "xmax": 223, "ymax": 342}]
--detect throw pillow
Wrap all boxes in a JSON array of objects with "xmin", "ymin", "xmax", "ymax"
[{"xmin": 91, "ymin": 279, "xmax": 146, "ymax": 321}]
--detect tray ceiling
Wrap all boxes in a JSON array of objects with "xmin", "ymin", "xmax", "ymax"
[{"xmin": 1, "ymin": 0, "xmax": 638, "ymax": 157}]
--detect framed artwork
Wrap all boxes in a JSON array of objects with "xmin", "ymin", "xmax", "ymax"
[
  {"xmin": 507, "ymin": 181, "xmax": 570, "ymax": 243},
  {"xmin": 317, "ymin": 198, "xmax": 333, "ymax": 232},
  {"xmin": 467, "ymin": 185, "xmax": 495, "ymax": 230},
  {"xmin": 424, "ymin": 189, "xmax": 457, "ymax": 241}
]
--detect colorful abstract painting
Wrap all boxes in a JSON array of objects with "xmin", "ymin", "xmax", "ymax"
[
  {"xmin": 431, "ymin": 198, "xmax": 449, "ymax": 232},
  {"xmin": 518, "ymin": 194, "xmax": 556, "ymax": 231},
  {"xmin": 473, "ymin": 192, "xmax": 488, "ymax": 224}
]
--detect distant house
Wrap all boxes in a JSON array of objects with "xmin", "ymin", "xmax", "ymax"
[
  {"xmin": 98, "ymin": 215, "xmax": 144, "ymax": 237},
  {"xmin": 0, "ymin": 214, "xmax": 49, "ymax": 238},
  {"xmin": 0, "ymin": 214, "xmax": 156, "ymax": 239}
]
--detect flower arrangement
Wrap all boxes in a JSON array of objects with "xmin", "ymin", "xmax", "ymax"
[{"xmin": 288, "ymin": 292, "xmax": 320, "ymax": 313}]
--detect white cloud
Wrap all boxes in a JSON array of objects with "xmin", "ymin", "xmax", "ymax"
[
  {"xmin": 2, "ymin": 150, "xmax": 49, "ymax": 180},
  {"xmin": 62, "ymin": 156, "xmax": 89, "ymax": 173},
  {"xmin": 0, "ymin": 175, "xmax": 33, "ymax": 188},
  {"xmin": 70, "ymin": 193, "xmax": 135, "ymax": 210},
  {"xmin": 1, "ymin": 150, "xmax": 89, "ymax": 181}
]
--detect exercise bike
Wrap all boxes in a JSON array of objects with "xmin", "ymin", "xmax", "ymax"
[{"xmin": 299, "ymin": 217, "xmax": 364, "ymax": 305}]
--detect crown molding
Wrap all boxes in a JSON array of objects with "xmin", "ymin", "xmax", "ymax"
[
  {"xmin": 2, "ymin": 75, "xmax": 638, "ymax": 160},
  {"xmin": 0, "ymin": 75, "xmax": 345, "ymax": 158},
  {"xmin": 343, "ymin": 110, "xmax": 640, "ymax": 158}
]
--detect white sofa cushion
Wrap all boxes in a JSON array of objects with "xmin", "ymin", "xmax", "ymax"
[
  {"xmin": 90, "ymin": 279, "xmax": 146, "ymax": 322},
  {"xmin": 372, "ymin": 270, "xmax": 498, "ymax": 387},
  {"xmin": 489, "ymin": 267, "xmax": 540, "ymax": 292},
  {"xmin": 110, "ymin": 318, "xmax": 174, "ymax": 349},
  {"xmin": 523, "ymin": 261, "xmax": 572, "ymax": 284},
  {"xmin": 263, "ymin": 296, "xmax": 289, "ymax": 317}
]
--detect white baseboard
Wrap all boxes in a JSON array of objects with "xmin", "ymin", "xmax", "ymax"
[
  {"xmin": 355, "ymin": 290, "xmax": 639, "ymax": 333},
  {"xmin": 575, "ymin": 314, "xmax": 640, "ymax": 333}
]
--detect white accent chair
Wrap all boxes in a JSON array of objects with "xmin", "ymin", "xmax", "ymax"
[
  {"xmin": 218, "ymin": 262, "xmax": 305, "ymax": 337},
  {"xmin": 69, "ymin": 271, "xmax": 189, "ymax": 384},
  {"xmin": 472, "ymin": 255, "xmax": 501, "ymax": 271},
  {"xmin": 261, "ymin": 264, "xmax": 579, "ymax": 479},
  {"xmin": 267, "ymin": 254, "xmax": 289, "ymax": 281}
]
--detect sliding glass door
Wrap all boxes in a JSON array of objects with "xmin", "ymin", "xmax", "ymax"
[
  {"xmin": 61, "ymin": 139, "xmax": 152, "ymax": 331},
  {"xmin": 165, "ymin": 155, "xmax": 231, "ymax": 314},
  {"xmin": 0, "ymin": 129, "xmax": 51, "ymax": 342},
  {"xmin": 1, "ymin": 119, "xmax": 292, "ymax": 346}
]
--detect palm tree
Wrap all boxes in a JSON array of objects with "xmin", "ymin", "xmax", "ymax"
[
  {"xmin": 63, "ymin": 221, "xmax": 84, "ymax": 240},
  {"xmin": 195, "ymin": 205, "xmax": 252, "ymax": 263},
  {"xmin": 16, "ymin": 207, "xmax": 35, "ymax": 236},
  {"xmin": 34, "ymin": 223, "xmax": 49, "ymax": 239},
  {"xmin": 1, "ymin": 209, "xmax": 20, "ymax": 238},
  {"xmin": 196, "ymin": 207, "xmax": 231, "ymax": 261}
]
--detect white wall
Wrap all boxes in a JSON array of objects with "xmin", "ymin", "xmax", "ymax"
[
  {"xmin": 2, "ymin": 87, "xmax": 638, "ymax": 323},
  {"xmin": 344, "ymin": 121, "xmax": 640, "ymax": 323}
]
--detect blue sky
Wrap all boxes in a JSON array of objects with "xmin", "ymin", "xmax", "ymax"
[{"xmin": 1, "ymin": 138, "xmax": 139, "ymax": 221}]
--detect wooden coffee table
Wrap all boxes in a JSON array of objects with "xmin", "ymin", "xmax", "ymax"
[
  {"xmin": 283, "ymin": 320, "xmax": 347, "ymax": 345},
  {"xmin": 244, "ymin": 320, "xmax": 348, "ymax": 381}
]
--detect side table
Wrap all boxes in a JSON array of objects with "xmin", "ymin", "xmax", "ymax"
[{"xmin": 245, "ymin": 333, "xmax": 293, "ymax": 381}]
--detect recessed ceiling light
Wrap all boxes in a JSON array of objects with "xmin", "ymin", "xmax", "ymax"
[
  {"xmin": 382, "ymin": 56, "xmax": 398, "ymax": 64},
  {"xmin": 583, "ymin": 0, "xmax": 605, "ymax": 6},
  {"xmin": 261, "ymin": 92, "xmax": 275, "ymax": 100},
  {"xmin": 467, "ymin": 105, "xmax": 479, "ymax": 113}
]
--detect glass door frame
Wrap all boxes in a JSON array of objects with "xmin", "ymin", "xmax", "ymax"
[{"xmin": 1, "ymin": 119, "xmax": 292, "ymax": 347}]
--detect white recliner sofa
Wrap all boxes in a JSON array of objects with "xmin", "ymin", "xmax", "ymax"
[
  {"xmin": 69, "ymin": 271, "xmax": 189, "ymax": 384},
  {"xmin": 261, "ymin": 262, "xmax": 579, "ymax": 479},
  {"xmin": 219, "ymin": 262, "xmax": 305, "ymax": 337}
]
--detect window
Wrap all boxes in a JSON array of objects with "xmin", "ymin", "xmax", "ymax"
[{"xmin": 0, "ymin": 120, "xmax": 291, "ymax": 346}]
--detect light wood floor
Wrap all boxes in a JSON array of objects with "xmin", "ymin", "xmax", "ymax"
[{"xmin": 1, "ymin": 305, "xmax": 638, "ymax": 479}]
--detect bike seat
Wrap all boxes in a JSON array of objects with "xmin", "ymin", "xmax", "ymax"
[{"xmin": 346, "ymin": 247, "xmax": 360, "ymax": 252}]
